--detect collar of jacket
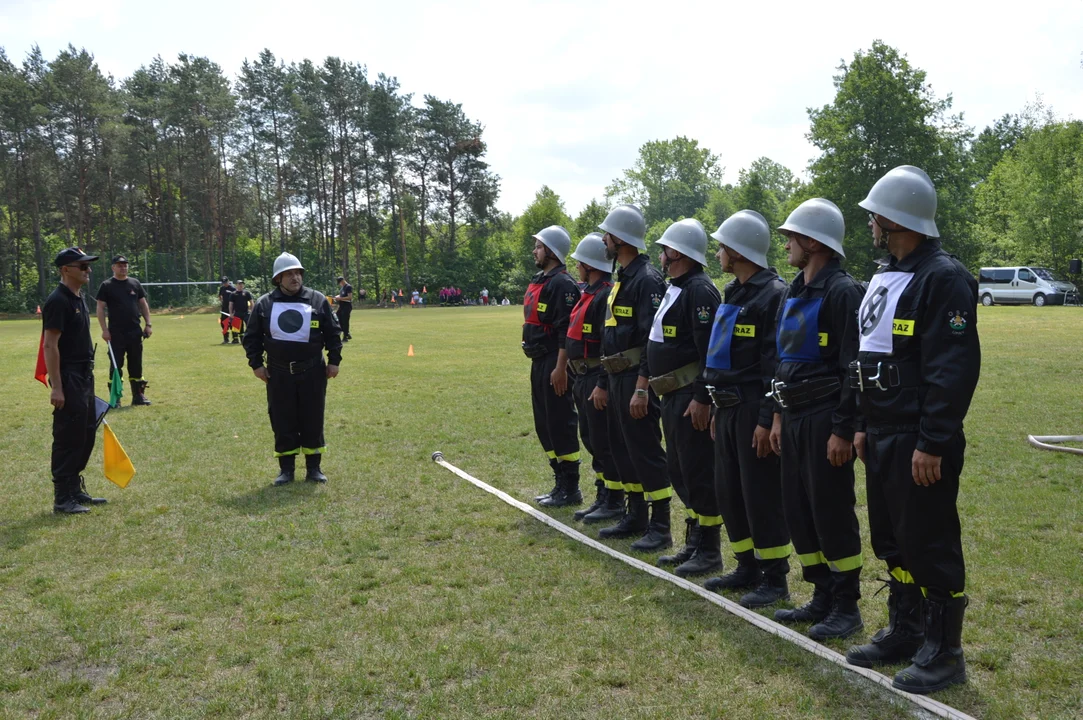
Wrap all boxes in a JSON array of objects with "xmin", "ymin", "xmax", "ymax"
[
  {"xmin": 889, "ymin": 238, "xmax": 942, "ymax": 272},
  {"xmin": 585, "ymin": 277, "xmax": 612, "ymax": 293},
  {"xmin": 730, "ymin": 267, "xmax": 779, "ymax": 291},
  {"xmin": 617, "ymin": 253, "xmax": 648, "ymax": 280},
  {"xmin": 793, "ymin": 257, "xmax": 843, "ymax": 291},
  {"xmin": 668, "ymin": 266, "xmax": 707, "ymax": 288}
]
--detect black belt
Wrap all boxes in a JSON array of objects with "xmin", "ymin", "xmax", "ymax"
[
  {"xmin": 521, "ymin": 342, "xmax": 553, "ymax": 359},
  {"xmin": 848, "ymin": 361, "xmax": 921, "ymax": 391},
  {"xmin": 768, "ymin": 377, "xmax": 841, "ymax": 410},
  {"xmin": 866, "ymin": 424, "xmax": 920, "ymax": 435},
  {"xmin": 705, "ymin": 383, "xmax": 759, "ymax": 409},
  {"xmin": 569, "ymin": 357, "xmax": 602, "ymax": 374},
  {"xmin": 268, "ymin": 356, "xmax": 323, "ymax": 375}
]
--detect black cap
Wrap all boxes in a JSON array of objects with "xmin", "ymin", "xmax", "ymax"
[
  {"xmin": 336, "ymin": 276, "xmax": 345, "ymax": 282},
  {"xmin": 236, "ymin": 279, "xmax": 244, "ymax": 284},
  {"xmin": 221, "ymin": 275, "xmax": 230, "ymax": 282},
  {"xmin": 54, "ymin": 247, "xmax": 100, "ymax": 267},
  {"xmin": 112, "ymin": 255, "xmax": 129, "ymax": 264}
]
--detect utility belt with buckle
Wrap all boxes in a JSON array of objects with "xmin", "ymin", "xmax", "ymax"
[
  {"xmin": 705, "ymin": 382, "xmax": 759, "ymax": 409},
  {"xmin": 648, "ymin": 360, "xmax": 700, "ymax": 396},
  {"xmin": 521, "ymin": 342, "xmax": 552, "ymax": 359},
  {"xmin": 268, "ymin": 356, "xmax": 324, "ymax": 375},
  {"xmin": 767, "ymin": 376, "xmax": 841, "ymax": 410},
  {"xmin": 600, "ymin": 346, "xmax": 643, "ymax": 374},
  {"xmin": 569, "ymin": 357, "xmax": 602, "ymax": 374},
  {"xmin": 848, "ymin": 361, "xmax": 921, "ymax": 392}
]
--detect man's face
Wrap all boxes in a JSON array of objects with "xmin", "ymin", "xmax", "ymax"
[
  {"xmin": 783, "ymin": 233, "xmax": 803, "ymax": 268},
  {"xmin": 717, "ymin": 245, "xmax": 734, "ymax": 273},
  {"xmin": 63, "ymin": 262, "xmax": 92, "ymax": 287},
  {"xmin": 602, "ymin": 232, "xmax": 620, "ymax": 261},
  {"xmin": 278, "ymin": 269, "xmax": 303, "ymax": 295},
  {"xmin": 577, "ymin": 261, "xmax": 589, "ymax": 283},
  {"xmin": 532, "ymin": 241, "xmax": 548, "ymax": 269},
  {"xmin": 237, "ymin": 283, "xmax": 245, "ymax": 292},
  {"xmin": 113, "ymin": 262, "xmax": 128, "ymax": 279}
]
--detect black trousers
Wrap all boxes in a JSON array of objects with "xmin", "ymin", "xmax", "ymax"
[
  {"xmin": 866, "ymin": 428, "xmax": 966, "ymax": 594},
  {"xmin": 109, "ymin": 330, "xmax": 144, "ymax": 380},
  {"xmin": 606, "ymin": 371, "xmax": 670, "ymax": 499},
  {"xmin": 338, "ymin": 303, "xmax": 352, "ymax": 337},
  {"xmin": 572, "ymin": 368, "xmax": 619, "ymax": 489},
  {"xmin": 234, "ymin": 313, "xmax": 248, "ymax": 338},
  {"xmin": 267, "ymin": 362, "xmax": 327, "ymax": 457},
  {"xmin": 780, "ymin": 404, "xmax": 863, "ymax": 583},
  {"xmin": 714, "ymin": 397, "xmax": 790, "ymax": 563},
  {"xmin": 52, "ymin": 366, "xmax": 97, "ymax": 481},
  {"xmin": 661, "ymin": 388, "xmax": 717, "ymax": 521},
  {"xmin": 530, "ymin": 352, "xmax": 579, "ymax": 461}
]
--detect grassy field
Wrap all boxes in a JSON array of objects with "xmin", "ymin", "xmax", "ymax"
[{"xmin": 1, "ymin": 304, "xmax": 1081, "ymax": 719}]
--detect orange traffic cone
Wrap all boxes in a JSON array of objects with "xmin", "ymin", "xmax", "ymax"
[
  {"xmin": 35, "ymin": 305, "xmax": 41, "ymax": 315},
  {"xmin": 407, "ymin": 345, "xmax": 415, "ymax": 357}
]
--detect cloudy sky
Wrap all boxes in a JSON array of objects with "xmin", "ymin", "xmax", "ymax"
[{"xmin": 2, "ymin": 0, "xmax": 1081, "ymax": 217}]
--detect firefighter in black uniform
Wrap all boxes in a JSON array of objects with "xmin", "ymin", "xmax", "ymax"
[
  {"xmin": 563, "ymin": 233, "xmax": 622, "ymax": 519},
  {"xmin": 523, "ymin": 226, "xmax": 582, "ymax": 505},
  {"xmin": 42, "ymin": 247, "xmax": 108, "ymax": 513},
  {"xmin": 702, "ymin": 211, "xmax": 792, "ymax": 608},
  {"xmin": 218, "ymin": 276, "xmax": 236, "ymax": 344},
  {"xmin": 647, "ymin": 219, "xmax": 723, "ymax": 575},
  {"xmin": 96, "ymin": 255, "xmax": 154, "ymax": 405},
  {"xmin": 243, "ymin": 252, "xmax": 342, "ymax": 486},
  {"xmin": 596, "ymin": 204, "xmax": 673, "ymax": 551},
  {"xmin": 334, "ymin": 276, "xmax": 353, "ymax": 341},
  {"xmin": 845, "ymin": 166, "xmax": 980, "ymax": 695},
  {"xmin": 768, "ymin": 198, "xmax": 866, "ymax": 641},
  {"xmin": 229, "ymin": 280, "xmax": 254, "ymax": 344}
]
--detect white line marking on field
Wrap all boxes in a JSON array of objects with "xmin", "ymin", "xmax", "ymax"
[{"xmin": 432, "ymin": 451, "xmax": 976, "ymax": 720}]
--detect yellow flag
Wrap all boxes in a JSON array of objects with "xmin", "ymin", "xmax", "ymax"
[{"xmin": 103, "ymin": 421, "xmax": 136, "ymax": 488}]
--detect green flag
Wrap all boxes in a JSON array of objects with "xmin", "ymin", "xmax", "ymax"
[{"xmin": 107, "ymin": 342, "xmax": 123, "ymax": 408}]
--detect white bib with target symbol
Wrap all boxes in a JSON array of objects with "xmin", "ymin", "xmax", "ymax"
[
  {"xmin": 270, "ymin": 302, "xmax": 313, "ymax": 343},
  {"xmin": 858, "ymin": 272, "xmax": 914, "ymax": 354}
]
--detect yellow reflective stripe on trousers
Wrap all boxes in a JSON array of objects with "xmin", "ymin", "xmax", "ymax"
[
  {"xmin": 643, "ymin": 487, "xmax": 673, "ymax": 502},
  {"xmin": 685, "ymin": 508, "xmax": 699, "ymax": 520},
  {"xmin": 754, "ymin": 543, "xmax": 792, "ymax": 560},
  {"xmin": 546, "ymin": 450, "xmax": 557, "ymax": 459},
  {"xmin": 890, "ymin": 567, "xmax": 916, "ymax": 584},
  {"xmin": 731, "ymin": 537, "xmax": 754, "ymax": 553},
  {"xmin": 301, "ymin": 446, "xmax": 326, "ymax": 455},
  {"xmin": 798, "ymin": 551, "xmax": 827, "ymax": 567},
  {"xmin": 274, "ymin": 448, "xmax": 301, "ymax": 457},
  {"xmin": 602, "ymin": 476, "xmax": 623, "ymax": 490},
  {"xmin": 623, "ymin": 482, "xmax": 644, "ymax": 493},
  {"xmin": 556, "ymin": 452, "xmax": 580, "ymax": 462},
  {"xmin": 698, "ymin": 515, "xmax": 723, "ymax": 527},
  {"xmin": 920, "ymin": 588, "xmax": 967, "ymax": 598},
  {"xmin": 826, "ymin": 553, "xmax": 863, "ymax": 572}
]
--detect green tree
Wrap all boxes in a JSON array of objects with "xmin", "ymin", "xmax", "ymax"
[
  {"xmin": 607, "ymin": 136, "xmax": 723, "ymax": 225},
  {"xmin": 806, "ymin": 41, "xmax": 974, "ymax": 276},
  {"xmin": 572, "ymin": 198, "xmax": 608, "ymax": 241},
  {"xmin": 972, "ymin": 114, "xmax": 1025, "ymax": 184}
]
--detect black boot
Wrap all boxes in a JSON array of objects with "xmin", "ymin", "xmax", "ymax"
[
  {"xmin": 583, "ymin": 488, "xmax": 625, "ymax": 524},
  {"xmin": 232, "ymin": 334, "xmax": 240, "ymax": 344},
  {"xmin": 705, "ymin": 551, "xmax": 761, "ymax": 592},
  {"xmin": 847, "ymin": 579, "xmax": 925, "ymax": 668},
  {"xmin": 775, "ymin": 571, "xmax": 833, "ymax": 624},
  {"xmin": 739, "ymin": 559, "xmax": 790, "ymax": 608},
  {"xmin": 675, "ymin": 524, "xmax": 723, "ymax": 577},
  {"xmin": 630, "ymin": 499, "xmax": 672, "ymax": 551},
  {"xmin": 534, "ymin": 458, "xmax": 561, "ymax": 501},
  {"xmin": 598, "ymin": 492, "xmax": 648, "ymax": 539},
  {"xmin": 893, "ymin": 594, "xmax": 967, "ymax": 694},
  {"xmin": 658, "ymin": 518, "xmax": 699, "ymax": 567},
  {"xmin": 71, "ymin": 475, "xmax": 107, "ymax": 505},
  {"xmin": 809, "ymin": 571, "xmax": 864, "ymax": 640},
  {"xmin": 131, "ymin": 380, "xmax": 152, "ymax": 406},
  {"xmin": 273, "ymin": 455, "xmax": 296, "ymax": 486},
  {"xmin": 53, "ymin": 478, "xmax": 89, "ymax": 514},
  {"xmin": 305, "ymin": 453, "xmax": 328, "ymax": 483},
  {"xmin": 574, "ymin": 480, "xmax": 606, "ymax": 521},
  {"xmin": 539, "ymin": 461, "xmax": 582, "ymax": 507},
  {"xmin": 222, "ymin": 335, "xmax": 230, "ymax": 344}
]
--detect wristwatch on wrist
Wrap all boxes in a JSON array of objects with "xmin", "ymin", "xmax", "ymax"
[{"xmin": 634, "ymin": 388, "xmax": 648, "ymax": 398}]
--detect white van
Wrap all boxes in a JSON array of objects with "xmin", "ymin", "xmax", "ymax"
[{"xmin": 977, "ymin": 266, "xmax": 1079, "ymax": 306}]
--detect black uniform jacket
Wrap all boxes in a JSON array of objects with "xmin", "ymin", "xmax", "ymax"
[
  {"xmin": 703, "ymin": 268, "xmax": 787, "ymax": 428},
  {"xmin": 645, "ymin": 268, "xmax": 720, "ymax": 404},
  {"xmin": 243, "ymin": 286, "xmax": 343, "ymax": 369},
  {"xmin": 855, "ymin": 240, "xmax": 981, "ymax": 456},
  {"xmin": 339, "ymin": 283, "xmax": 353, "ymax": 305},
  {"xmin": 602, "ymin": 254, "xmax": 667, "ymax": 378},
  {"xmin": 566, "ymin": 279, "xmax": 612, "ymax": 390},
  {"xmin": 522, "ymin": 265, "xmax": 580, "ymax": 353},
  {"xmin": 42, "ymin": 283, "xmax": 93, "ymax": 366},
  {"xmin": 231, "ymin": 289, "xmax": 254, "ymax": 316},
  {"xmin": 774, "ymin": 258, "xmax": 864, "ymax": 441},
  {"xmin": 219, "ymin": 283, "xmax": 236, "ymax": 312}
]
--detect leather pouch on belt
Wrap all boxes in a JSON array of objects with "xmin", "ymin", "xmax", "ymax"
[
  {"xmin": 648, "ymin": 360, "xmax": 699, "ymax": 397},
  {"xmin": 600, "ymin": 347, "xmax": 642, "ymax": 374}
]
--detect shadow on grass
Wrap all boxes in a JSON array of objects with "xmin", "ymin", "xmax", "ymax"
[
  {"xmin": 0, "ymin": 510, "xmax": 77, "ymax": 551},
  {"xmin": 218, "ymin": 479, "xmax": 321, "ymax": 513}
]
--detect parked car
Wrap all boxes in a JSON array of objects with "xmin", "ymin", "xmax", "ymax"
[{"xmin": 977, "ymin": 266, "xmax": 1079, "ymax": 306}]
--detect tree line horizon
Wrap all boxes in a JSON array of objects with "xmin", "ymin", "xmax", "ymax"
[{"xmin": 1, "ymin": 39, "xmax": 1080, "ymax": 311}]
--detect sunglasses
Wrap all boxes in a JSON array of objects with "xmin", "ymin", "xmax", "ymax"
[{"xmin": 66, "ymin": 263, "xmax": 92, "ymax": 271}]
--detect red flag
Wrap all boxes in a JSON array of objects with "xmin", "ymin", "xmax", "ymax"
[{"xmin": 34, "ymin": 332, "xmax": 48, "ymax": 387}]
